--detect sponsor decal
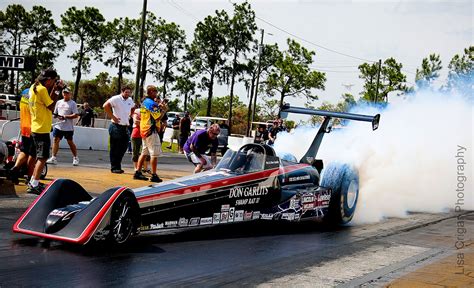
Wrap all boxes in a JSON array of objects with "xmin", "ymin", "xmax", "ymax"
[
  {"xmin": 303, "ymin": 203, "xmax": 315, "ymax": 209},
  {"xmin": 302, "ymin": 195, "xmax": 315, "ymax": 203},
  {"xmin": 281, "ymin": 213, "xmax": 295, "ymax": 221},
  {"xmin": 178, "ymin": 218, "xmax": 189, "ymax": 227},
  {"xmin": 93, "ymin": 229, "xmax": 110, "ymax": 241},
  {"xmin": 221, "ymin": 212, "xmax": 229, "ymax": 223},
  {"xmin": 165, "ymin": 221, "xmax": 177, "ymax": 228},
  {"xmin": 244, "ymin": 211, "xmax": 253, "ymax": 221},
  {"xmin": 318, "ymin": 193, "xmax": 331, "ymax": 201},
  {"xmin": 294, "ymin": 213, "xmax": 301, "ymax": 220},
  {"xmin": 200, "ymin": 217, "xmax": 213, "ymax": 225},
  {"xmin": 221, "ymin": 204, "xmax": 230, "ymax": 212},
  {"xmin": 260, "ymin": 213, "xmax": 274, "ymax": 220},
  {"xmin": 150, "ymin": 223, "xmax": 164, "ymax": 229},
  {"xmin": 252, "ymin": 211, "xmax": 261, "ymax": 220},
  {"xmin": 213, "ymin": 213, "xmax": 221, "ymax": 224},
  {"xmin": 189, "ymin": 217, "xmax": 200, "ymax": 226},
  {"xmin": 234, "ymin": 210, "xmax": 244, "ymax": 222},
  {"xmin": 49, "ymin": 209, "xmax": 69, "ymax": 217},
  {"xmin": 140, "ymin": 225, "xmax": 150, "ymax": 231},
  {"xmin": 229, "ymin": 186, "xmax": 269, "ymax": 198},
  {"xmin": 228, "ymin": 207, "xmax": 235, "ymax": 222},
  {"xmin": 290, "ymin": 198, "xmax": 297, "ymax": 209},
  {"xmin": 288, "ymin": 175, "xmax": 311, "ymax": 182},
  {"xmin": 265, "ymin": 160, "xmax": 279, "ymax": 165}
]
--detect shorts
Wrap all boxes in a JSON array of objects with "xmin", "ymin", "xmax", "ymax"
[
  {"xmin": 20, "ymin": 135, "xmax": 36, "ymax": 157},
  {"xmin": 131, "ymin": 137, "xmax": 142, "ymax": 162},
  {"xmin": 52, "ymin": 128, "xmax": 74, "ymax": 140},
  {"xmin": 185, "ymin": 152, "xmax": 213, "ymax": 170},
  {"xmin": 171, "ymin": 129, "xmax": 180, "ymax": 140},
  {"xmin": 31, "ymin": 133, "xmax": 51, "ymax": 159},
  {"xmin": 141, "ymin": 133, "xmax": 162, "ymax": 157}
]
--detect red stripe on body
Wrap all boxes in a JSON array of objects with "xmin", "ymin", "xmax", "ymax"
[{"xmin": 137, "ymin": 163, "xmax": 309, "ymax": 203}]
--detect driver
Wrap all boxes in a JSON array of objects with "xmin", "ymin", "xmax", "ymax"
[{"xmin": 183, "ymin": 124, "xmax": 220, "ymax": 173}]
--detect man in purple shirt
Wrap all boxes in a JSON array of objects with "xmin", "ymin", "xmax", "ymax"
[{"xmin": 184, "ymin": 124, "xmax": 220, "ymax": 173}]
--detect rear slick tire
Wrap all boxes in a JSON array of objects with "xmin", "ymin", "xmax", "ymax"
[{"xmin": 321, "ymin": 162, "xmax": 359, "ymax": 225}]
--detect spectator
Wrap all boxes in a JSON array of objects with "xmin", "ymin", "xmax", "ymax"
[
  {"xmin": 134, "ymin": 85, "xmax": 167, "ymax": 182},
  {"xmin": 183, "ymin": 123, "xmax": 220, "ymax": 173},
  {"xmin": 103, "ymin": 86, "xmax": 134, "ymax": 174},
  {"xmin": 267, "ymin": 118, "xmax": 284, "ymax": 145},
  {"xmin": 8, "ymin": 88, "xmax": 36, "ymax": 184},
  {"xmin": 47, "ymin": 87, "xmax": 80, "ymax": 166},
  {"xmin": 179, "ymin": 111, "xmax": 191, "ymax": 154},
  {"xmin": 77, "ymin": 102, "xmax": 95, "ymax": 127},
  {"xmin": 167, "ymin": 114, "xmax": 180, "ymax": 150},
  {"xmin": 131, "ymin": 100, "xmax": 150, "ymax": 172},
  {"xmin": 254, "ymin": 124, "xmax": 269, "ymax": 144},
  {"xmin": 26, "ymin": 68, "xmax": 62, "ymax": 195}
]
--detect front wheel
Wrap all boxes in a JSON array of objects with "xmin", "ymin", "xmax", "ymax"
[
  {"xmin": 321, "ymin": 162, "xmax": 359, "ymax": 225},
  {"xmin": 109, "ymin": 194, "xmax": 136, "ymax": 244}
]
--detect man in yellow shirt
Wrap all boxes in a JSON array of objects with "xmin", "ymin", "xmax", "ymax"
[{"xmin": 27, "ymin": 68, "xmax": 62, "ymax": 195}]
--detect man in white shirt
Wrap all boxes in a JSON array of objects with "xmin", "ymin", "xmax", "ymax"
[
  {"xmin": 103, "ymin": 86, "xmax": 134, "ymax": 173},
  {"xmin": 46, "ymin": 87, "xmax": 80, "ymax": 165}
]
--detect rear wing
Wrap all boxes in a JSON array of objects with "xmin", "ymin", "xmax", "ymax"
[
  {"xmin": 281, "ymin": 104, "xmax": 380, "ymax": 131},
  {"xmin": 280, "ymin": 104, "xmax": 380, "ymax": 164}
]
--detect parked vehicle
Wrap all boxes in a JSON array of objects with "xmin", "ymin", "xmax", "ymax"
[
  {"xmin": 191, "ymin": 116, "xmax": 229, "ymax": 154},
  {"xmin": 0, "ymin": 93, "xmax": 19, "ymax": 110},
  {"xmin": 166, "ymin": 111, "xmax": 185, "ymax": 128}
]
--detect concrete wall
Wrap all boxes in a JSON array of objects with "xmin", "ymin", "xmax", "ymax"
[{"xmin": 1, "ymin": 119, "xmax": 174, "ymax": 151}]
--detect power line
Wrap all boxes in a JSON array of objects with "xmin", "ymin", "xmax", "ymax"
[{"xmin": 167, "ymin": 0, "xmax": 200, "ymax": 22}]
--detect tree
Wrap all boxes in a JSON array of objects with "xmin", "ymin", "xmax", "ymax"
[
  {"xmin": 151, "ymin": 21, "xmax": 186, "ymax": 98},
  {"xmin": 188, "ymin": 10, "xmax": 230, "ymax": 116},
  {"xmin": 415, "ymin": 53, "xmax": 442, "ymax": 89},
  {"xmin": 104, "ymin": 17, "xmax": 138, "ymax": 94},
  {"xmin": 359, "ymin": 57, "xmax": 408, "ymax": 102},
  {"xmin": 307, "ymin": 93, "xmax": 356, "ymax": 125},
  {"xmin": 173, "ymin": 73, "xmax": 195, "ymax": 111},
  {"xmin": 61, "ymin": 6, "xmax": 106, "ymax": 100},
  {"xmin": 446, "ymin": 46, "xmax": 473, "ymax": 97},
  {"xmin": 264, "ymin": 39, "xmax": 326, "ymax": 115},
  {"xmin": 25, "ymin": 6, "xmax": 65, "ymax": 80},
  {"xmin": 259, "ymin": 96, "xmax": 280, "ymax": 120},
  {"xmin": 1, "ymin": 4, "xmax": 28, "ymax": 93},
  {"xmin": 134, "ymin": 12, "xmax": 164, "ymax": 98},
  {"xmin": 225, "ymin": 1, "xmax": 257, "ymax": 134}
]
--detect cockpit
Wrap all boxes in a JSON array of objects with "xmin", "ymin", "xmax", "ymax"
[{"xmin": 216, "ymin": 144, "xmax": 280, "ymax": 173}]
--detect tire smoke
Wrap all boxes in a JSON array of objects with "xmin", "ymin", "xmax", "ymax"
[{"xmin": 274, "ymin": 91, "xmax": 473, "ymax": 224}]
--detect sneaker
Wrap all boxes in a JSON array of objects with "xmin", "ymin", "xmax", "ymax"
[
  {"xmin": 7, "ymin": 168, "xmax": 19, "ymax": 185},
  {"xmin": 141, "ymin": 169, "xmax": 152, "ymax": 175},
  {"xmin": 27, "ymin": 182, "xmax": 46, "ymax": 195},
  {"xmin": 72, "ymin": 157, "xmax": 79, "ymax": 166},
  {"xmin": 111, "ymin": 169, "xmax": 124, "ymax": 174},
  {"xmin": 150, "ymin": 174, "xmax": 163, "ymax": 183},
  {"xmin": 46, "ymin": 156, "xmax": 57, "ymax": 165},
  {"xmin": 133, "ymin": 171, "xmax": 148, "ymax": 180}
]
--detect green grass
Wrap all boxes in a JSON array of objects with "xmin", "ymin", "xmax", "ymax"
[{"xmin": 161, "ymin": 141, "xmax": 180, "ymax": 153}]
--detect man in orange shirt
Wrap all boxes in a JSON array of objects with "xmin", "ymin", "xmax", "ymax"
[{"xmin": 7, "ymin": 89, "xmax": 36, "ymax": 184}]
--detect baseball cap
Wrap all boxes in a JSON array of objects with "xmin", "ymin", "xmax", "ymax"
[
  {"xmin": 38, "ymin": 68, "xmax": 58, "ymax": 81},
  {"xmin": 62, "ymin": 87, "xmax": 71, "ymax": 93}
]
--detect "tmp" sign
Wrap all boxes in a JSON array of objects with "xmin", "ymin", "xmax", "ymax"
[{"xmin": 0, "ymin": 55, "xmax": 36, "ymax": 71}]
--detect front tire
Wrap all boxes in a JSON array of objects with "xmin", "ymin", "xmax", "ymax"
[
  {"xmin": 109, "ymin": 194, "xmax": 136, "ymax": 244},
  {"xmin": 321, "ymin": 162, "xmax": 359, "ymax": 225}
]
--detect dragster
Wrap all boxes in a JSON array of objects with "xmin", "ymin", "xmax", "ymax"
[{"xmin": 13, "ymin": 105, "xmax": 380, "ymax": 245}]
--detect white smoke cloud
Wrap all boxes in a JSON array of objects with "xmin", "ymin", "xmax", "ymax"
[{"xmin": 274, "ymin": 90, "xmax": 473, "ymax": 224}]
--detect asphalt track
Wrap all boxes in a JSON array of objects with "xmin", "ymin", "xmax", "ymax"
[{"xmin": 0, "ymin": 150, "xmax": 472, "ymax": 287}]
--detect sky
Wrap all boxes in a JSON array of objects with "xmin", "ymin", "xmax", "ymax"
[{"xmin": 1, "ymin": 0, "xmax": 472, "ymax": 114}]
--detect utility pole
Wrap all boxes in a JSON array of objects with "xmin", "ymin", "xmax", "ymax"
[
  {"xmin": 374, "ymin": 59, "xmax": 382, "ymax": 102},
  {"xmin": 250, "ymin": 29, "xmax": 265, "ymax": 129},
  {"xmin": 134, "ymin": 0, "xmax": 147, "ymax": 101}
]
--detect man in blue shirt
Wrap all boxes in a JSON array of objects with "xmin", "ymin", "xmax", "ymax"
[{"xmin": 183, "ymin": 124, "xmax": 220, "ymax": 173}]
